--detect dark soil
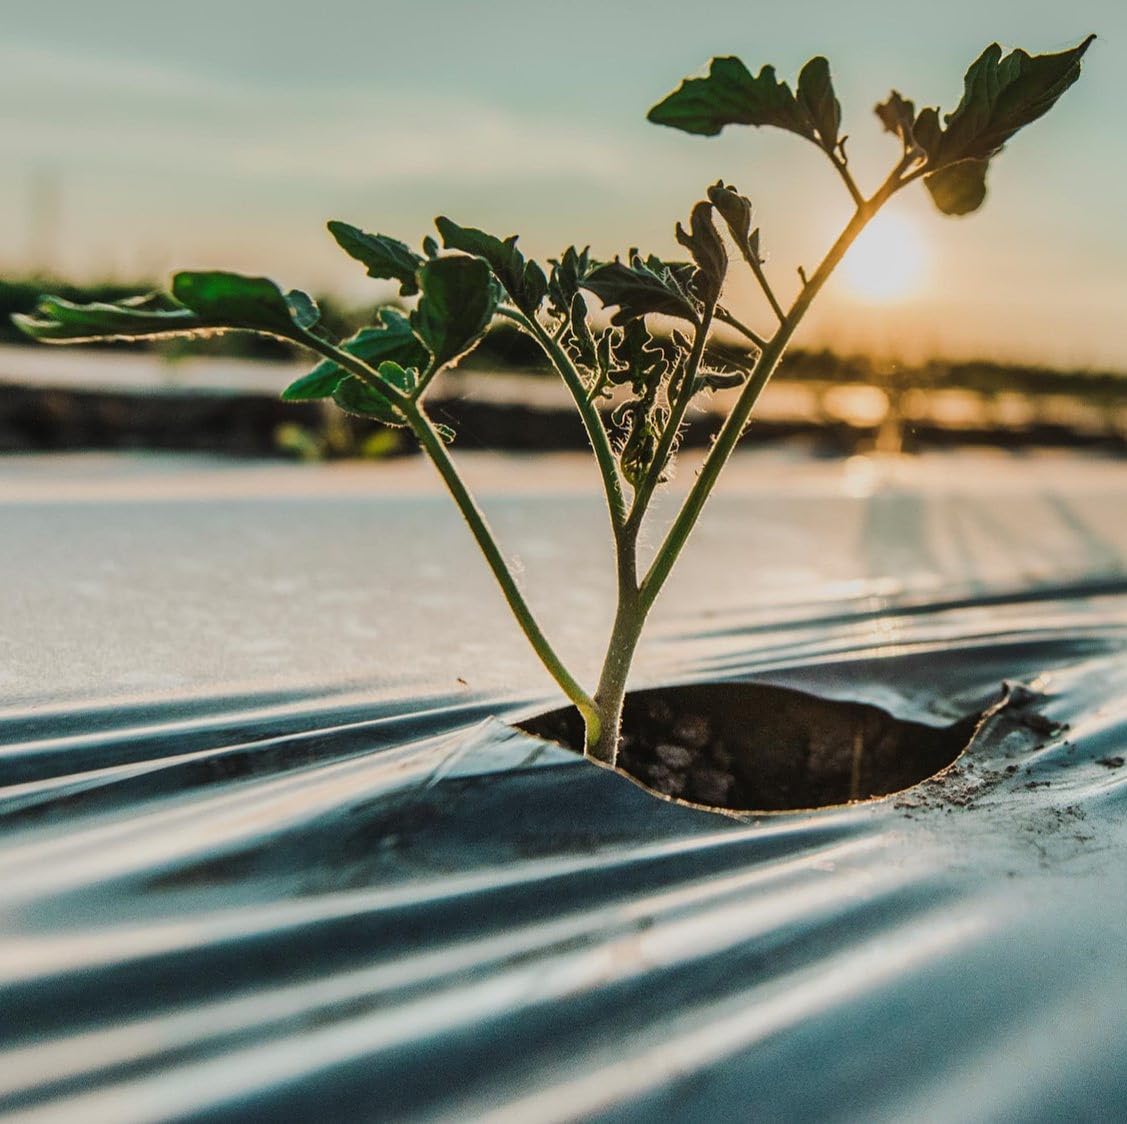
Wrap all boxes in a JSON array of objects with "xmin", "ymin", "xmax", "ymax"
[{"xmin": 520, "ymin": 681, "xmax": 981, "ymax": 813}]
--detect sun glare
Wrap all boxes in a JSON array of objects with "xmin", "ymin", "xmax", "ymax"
[{"xmin": 841, "ymin": 211, "xmax": 928, "ymax": 303}]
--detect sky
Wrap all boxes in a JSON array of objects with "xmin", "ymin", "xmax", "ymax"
[{"xmin": 1, "ymin": 0, "xmax": 1124, "ymax": 369}]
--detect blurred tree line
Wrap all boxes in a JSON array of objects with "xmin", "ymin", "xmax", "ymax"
[{"xmin": 1, "ymin": 276, "xmax": 1122, "ymax": 402}]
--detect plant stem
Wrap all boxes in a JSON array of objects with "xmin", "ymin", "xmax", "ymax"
[
  {"xmin": 593, "ymin": 167, "xmax": 905, "ymax": 763},
  {"xmin": 298, "ymin": 317, "xmax": 611, "ymax": 749},
  {"xmin": 497, "ymin": 306, "xmax": 628, "ymax": 529},
  {"xmin": 830, "ymin": 152, "xmax": 865, "ymax": 208},
  {"xmin": 714, "ymin": 307, "xmax": 767, "ymax": 350},
  {"xmin": 588, "ymin": 304, "xmax": 713, "ymax": 764},
  {"xmin": 587, "ymin": 526, "xmax": 644, "ymax": 764},
  {"xmin": 735, "ymin": 246, "xmax": 786, "ymax": 325},
  {"xmin": 587, "ymin": 593, "xmax": 646, "ymax": 764},
  {"xmin": 402, "ymin": 399, "xmax": 601, "ymax": 738},
  {"xmin": 294, "ymin": 331, "xmax": 409, "ymax": 407},
  {"xmin": 640, "ymin": 175, "xmax": 901, "ymax": 614},
  {"xmin": 298, "ymin": 327, "xmax": 605, "ymax": 741}
]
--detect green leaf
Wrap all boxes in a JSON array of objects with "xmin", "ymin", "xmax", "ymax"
[
  {"xmin": 937, "ymin": 36, "xmax": 1094, "ymax": 166},
  {"xmin": 923, "ymin": 159, "xmax": 989, "ymax": 216},
  {"xmin": 583, "ymin": 255, "xmax": 699, "ymax": 327},
  {"xmin": 333, "ymin": 378, "xmax": 396, "ymax": 421},
  {"xmin": 700, "ymin": 370, "xmax": 746, "ymax": 390},
  {"xmin": 796, "ymin": 57, "xmax": 841, "ymax": 151},
  {"xmin": 286, "ymin": 289, "xmax": 321, "ymax": 331},
  {"xmin": 328, "ymin": 221, "xmax": 423, "ymax": 296},
  {"xmin": 880, "ymin": 36, "xmax": 1094, "ymax": 216},
  {"xmin": 706, "ymin": 182, "xmax": 755, "ymax": 257},
  {"xmin": 281, "ymin": 365, "xmax": 351, "ymax": 403},
  {"xmin": 172, "ymin": 272, "xmax": 306, "ymax": 337},
  {"xmin": 603, "ymin": 319, "xmax": 685, "ymax": 485},
  {"xmin": 548, "ymin": 245, "xmax": 593, "ymax": 318},
  {"xmin": 332, "ymin": 361, "xmax": 418, "ymax": 425},
  {"xmin": 647, "ymin": 56, "xmax": 817, "ymax": 144},
  {"xmin": 874, "ymin": 90, "xmax": 920, "ymax": 151},
  {"xmin": 675, "ymin": 200, "xmax": 727, "ymax": 306},
  {"xmin": 377, "ymin": 360, "xmax": 419, "ymax": 395},
  {"xmin": 12, "ymin": 292, "xmax": 202, "ymax": 343},
  {"xmin": 411, "ymin": 255, "xmax": 498, "ymax": 370},
  {"xmin": 565, "ymin": 292, "xmax": 598, "ymax": 369},
  {"xmin": 14, "ymin": 274, "xmax": 319, "ymax": 345},
  {"xmin": 544, "ymin": 247, "xmax": 600, "ymax": 368},
  {"xmin": 435, "ymin": 216, "xmax": 547, "ymax": 315},
  {"xmin": 610, "ymin": 319, "xmax": 671, "ymax": 393},
  {"xmin": 282, "ymin": 309, "xmax": 427, "ymax": 401},
  {"xmin": 912, "ymin": 106, "xmax": 944, "ymax": 157}
]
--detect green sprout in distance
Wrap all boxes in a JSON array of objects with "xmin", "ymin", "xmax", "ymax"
[{"xmin": 15, "ymin": 36, "xmax": 1095, "ymax": 767}]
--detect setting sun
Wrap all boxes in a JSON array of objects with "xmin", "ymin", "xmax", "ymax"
[{"xmin": 840, "ymin": 211, "xmax": 928, "ymax": 303}]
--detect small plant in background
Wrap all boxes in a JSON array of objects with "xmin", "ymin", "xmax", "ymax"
[
  {"xmin": 274, "ymin": 414, "xmax": 405, "ymax": 462},
  {"xmin": 15, "ymin": 38, "xmax": 1093, "ymax": 767}
]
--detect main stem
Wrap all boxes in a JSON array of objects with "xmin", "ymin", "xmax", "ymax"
[
  {"xmin": 585, "ymin": 519, "xmax": 648, "ymax": 763},
  {"xmin": 588, "ymin": 173, "xmax": 905, "ymax": 767},
  {"xmin": 496, "ymin": 308, "xmax": 649, "ymax": 763},
  {"xmin": 586, "ymin": 305, "xmax": 716, "ymax": 762}
]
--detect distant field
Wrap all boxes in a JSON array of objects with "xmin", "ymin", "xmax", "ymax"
[{"xmin": 1, "ymin": 343, "xmax": 1123, "ymax": 458}]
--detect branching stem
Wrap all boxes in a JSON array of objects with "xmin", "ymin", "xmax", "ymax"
[
  {"xmin": 587, "ymin": 163, "xmax": 915, "ymax": 764},
  {"xmin": 403, "ymin": 399, "xmax": 601, "ymax": 737},
  {"xmin": 830, "ymin": 150, "xmax": 865, "ymax": 207},
  {"xmin": 294, "ymin": 328, "xmax": 601, "ymax": 740},
  {"xmin": 639, "ymin": 170, "xmax": 903, "ymax": 617},
  {"xmin": 714, "ymin": 308, "xmax": 767, "ymax": 350},
  {"xmin": 737, "ymin": 247, "xmax": 787, "ymax": 325},
  {"xmin": 294, "ymin": 332, "xmax": 409, "ymax": 408}
]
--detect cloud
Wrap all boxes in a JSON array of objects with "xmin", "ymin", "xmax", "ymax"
[
  {"xmin": 0, "ymin": 40, "xmax": 630, "ymax": 189},
  {"xmin": 231, "ymin": 106, "xmax": 630, "ymax": 187},
  {"xmin": 0, "ymin": 39, "xmax": 207, "ymax": 99}
]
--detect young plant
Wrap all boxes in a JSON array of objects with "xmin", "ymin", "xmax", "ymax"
[{"xmin": 15, "ymin": 38, "xmax": 1093, "ymax": 767}]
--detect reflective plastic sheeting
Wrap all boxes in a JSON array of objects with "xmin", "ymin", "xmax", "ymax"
[{"xmin": 1, "ymin": 450, "xmax": 1125, "ymax": 1121}]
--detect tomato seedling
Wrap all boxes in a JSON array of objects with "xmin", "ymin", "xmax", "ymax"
[{"xmin": 16, "ymin": 38, "xmax": 1093, "ymax": 765}]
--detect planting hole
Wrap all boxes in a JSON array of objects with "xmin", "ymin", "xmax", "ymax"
[{"xmin": 521, "ymin": 681, "xmax": 980, "ymax": 813}]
